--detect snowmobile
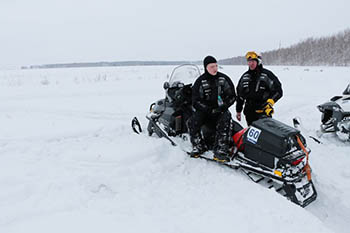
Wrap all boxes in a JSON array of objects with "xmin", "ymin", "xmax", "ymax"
[
  {"xmin": 317, "ymin": 83, "xmax": 350, "ymax": 141},
  {"xmin": 132, "ymin": 64, "xmax": 317, "ymax": 207}
]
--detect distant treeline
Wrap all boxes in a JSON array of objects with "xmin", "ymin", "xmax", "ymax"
[
  {"xmin": 220, "ymin": 29, "xmax": 350, "ymax": 66},
  {"xmin": 23, "ymin": 29, "xmax": 350, "ymax": 69}
]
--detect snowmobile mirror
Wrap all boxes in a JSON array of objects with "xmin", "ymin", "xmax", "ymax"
[{"xmin": 163, "ymin": 82, "xmax": 170, "ymax": 90}]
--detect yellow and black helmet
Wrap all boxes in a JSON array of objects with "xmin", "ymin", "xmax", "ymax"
[{"xmin": 245, "ymin": 51, "xmax": 262, "ymax": 65}]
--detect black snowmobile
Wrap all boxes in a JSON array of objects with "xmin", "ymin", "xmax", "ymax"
[
  {"xmin": 317, "ymin": 83, "xmax": 350, "ymax": 141},
  {"xmin": 132, "ymin": 64, "xmax": 317, "ymax": 207}
]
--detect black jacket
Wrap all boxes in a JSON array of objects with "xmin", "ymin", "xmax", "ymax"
[
  {"xmin": 192, "ymin": 71, "xmax": 236, "ymax": 113},
  {"xmin": 236, "ymin": 65, "xmax": 283, "ymax": 113}
]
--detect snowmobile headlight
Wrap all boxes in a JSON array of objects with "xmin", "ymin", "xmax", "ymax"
[{"xmin": 149, "ymin": 103, "xmax": 156, "ymax": 113}]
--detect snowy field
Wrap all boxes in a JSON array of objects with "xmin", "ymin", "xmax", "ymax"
[{"xmin": 0, "ymin": 65, "xmax": 349, "ymax": 233}]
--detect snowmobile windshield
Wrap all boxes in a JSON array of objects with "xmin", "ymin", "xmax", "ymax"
[
  {"xmin": 343, "ymin": 83, "xmax": 350, "ymax": 95},
  {"xmin": 168, "ymin": 64, "xmax": 201, "ymax": 87}
]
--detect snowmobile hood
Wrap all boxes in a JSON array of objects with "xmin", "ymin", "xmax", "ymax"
[
  {"xmin": 318, "ymin": 96, "xmax": 350, "ymax": 112},
  {"xmin": 317, "ymin": 101, "xmax": 341, "ymax": 112}
]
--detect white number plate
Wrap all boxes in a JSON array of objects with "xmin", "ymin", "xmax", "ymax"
[{"xmin": 247, "ymin": 126, "xmax": 262, "ymax": 144}]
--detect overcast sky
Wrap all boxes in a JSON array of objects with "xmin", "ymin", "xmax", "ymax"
[{"xmin": 0, "ymin": 0, "xmax": 349, "ymax": 68}]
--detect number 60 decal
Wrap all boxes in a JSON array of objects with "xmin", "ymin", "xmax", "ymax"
[{"xmin": 247, "ymin": 126, "xmax": 262, "ymax": 144}]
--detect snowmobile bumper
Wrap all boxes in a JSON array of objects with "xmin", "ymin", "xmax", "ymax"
[{"xmin": 285, "ymin": 179, "xmax": 317, "ymax": 208}]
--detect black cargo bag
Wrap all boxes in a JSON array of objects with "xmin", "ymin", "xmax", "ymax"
[{"xmin": 243, "ymin": 118, "xmax": 301, "ymax": 168}]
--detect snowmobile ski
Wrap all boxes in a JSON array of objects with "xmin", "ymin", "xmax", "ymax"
[{"xmin": 146, "ymin": 115, "xmax": 177, "ymax": 146}]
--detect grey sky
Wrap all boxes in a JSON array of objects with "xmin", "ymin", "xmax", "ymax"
[{"xmin": 1, "ymin": 0, "xmax": 349, "ymax": 68}]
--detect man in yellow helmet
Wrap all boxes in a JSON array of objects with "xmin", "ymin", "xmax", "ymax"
[{"xmin": 236, "ymin": 51, "xmax": 283, "ymax": 125}]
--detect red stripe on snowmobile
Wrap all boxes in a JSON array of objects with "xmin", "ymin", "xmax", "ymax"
[{"xmin": 233, "ymin": 128, "xmax": 247, "ymax": 151}]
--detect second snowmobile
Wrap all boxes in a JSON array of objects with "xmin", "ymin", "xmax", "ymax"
[
  {"xmin": 317, "ymin": 83, "xmax": 350, "ymax": 141},
  {"xmin": 132, "ymin": 64, "xmax": 317, "ymax": 207}
]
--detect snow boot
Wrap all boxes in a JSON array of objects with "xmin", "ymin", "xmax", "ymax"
[
  {"xmin": 214, "ymin": 146, "xmax": 230, "ymax": 162},
  {"xmin": 190, "ymin": 133, "xmax": 207, "ymax": 158},
  {"xmin": 213, "ymin": 136, "xmax": 231, "ymax": 162}
]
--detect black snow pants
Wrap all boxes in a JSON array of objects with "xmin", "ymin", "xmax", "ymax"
[{"xmin": 189, "ymin": 110, "xmax": 232, "ymax": 147}]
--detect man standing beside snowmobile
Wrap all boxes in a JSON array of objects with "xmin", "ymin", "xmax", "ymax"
[
  {"xmin": 236, "ymin": 51, "xmax": 283, "ymax": 126},
  {"xmin": 190, "ymin": 55, "xmax": 236, "ymax": 162}
]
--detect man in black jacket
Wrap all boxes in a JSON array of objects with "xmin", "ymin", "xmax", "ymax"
[
  {"xmin": 189, "ymin": 56, "xmax": 236, "ymax": 162},
  {"xmin": 236, "ymin": 51, "xmax": 283, "ymax": 126}
]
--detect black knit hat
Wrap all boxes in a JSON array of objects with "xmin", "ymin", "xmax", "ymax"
[{"xmin": 203, "ymin": 56, "xmax": 217, "ymax": 70}]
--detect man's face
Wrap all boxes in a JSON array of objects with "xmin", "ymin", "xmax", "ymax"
[
  {"xmin": 206, "ymin": 63, "xmax": 218, "ymax": 76},
  {"xmin": 248, "ymin": 60, "xmax": 258, "ymax": 70}
]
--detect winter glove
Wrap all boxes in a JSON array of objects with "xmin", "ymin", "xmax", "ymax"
[
  {"xmin": 263, "ymin": 98, "xmax": 275, "ymax": 116},
  {"xmin": 265, "ymin": 98, "xmax": 275, "ymax": 108},
  {"xmin": 256, "ymin": 99, "xmax": 275, "ymax": 116},
  {"xmin": 264, "ymin": 104, "xmax": 274, "ymax": 116}
]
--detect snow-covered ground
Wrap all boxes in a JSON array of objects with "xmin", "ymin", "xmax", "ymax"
[{"xmin": 0, "ymin": 65, "xmax": 349, "ymax": 233}]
